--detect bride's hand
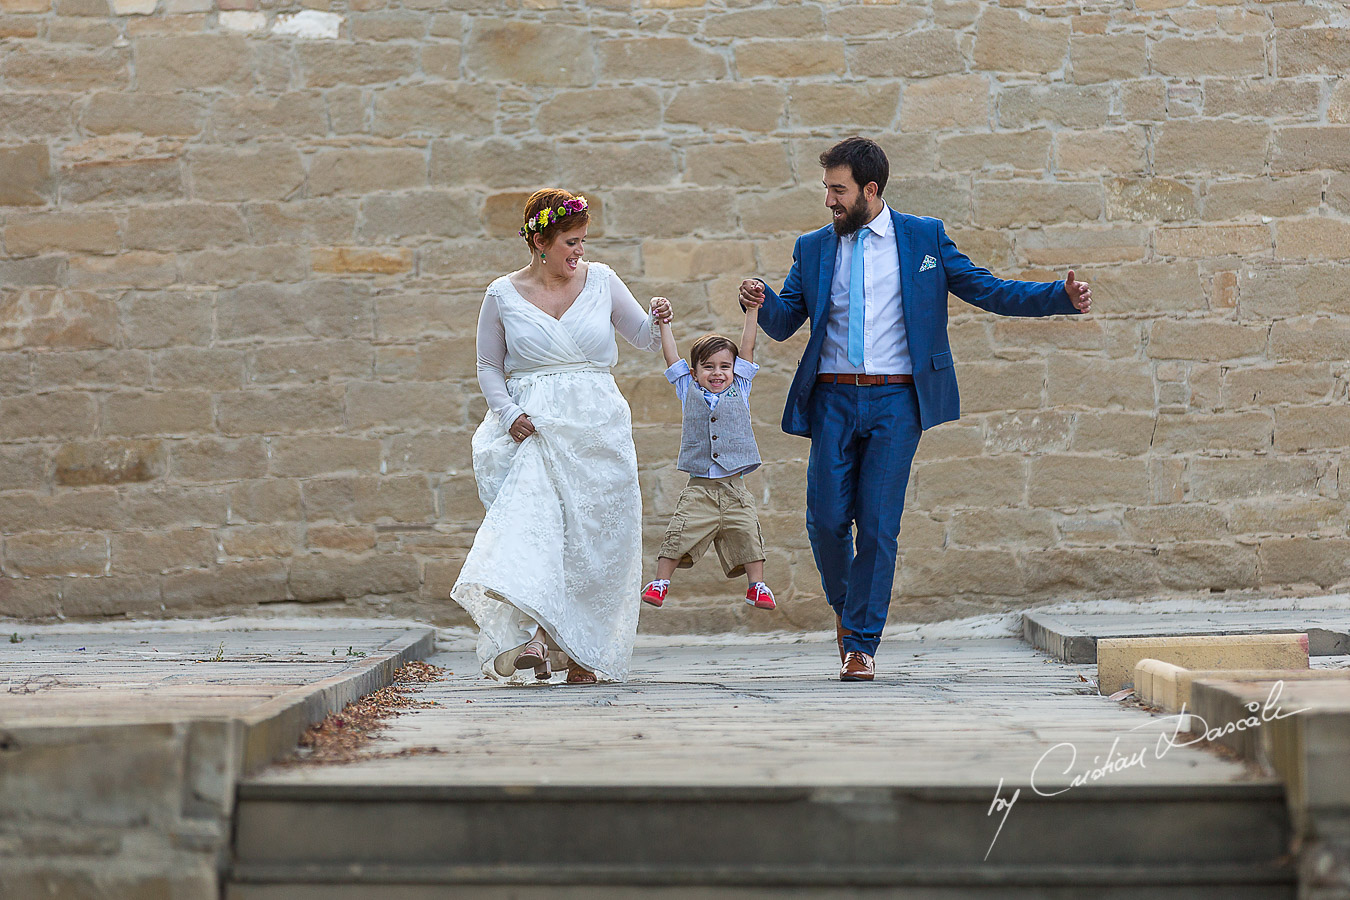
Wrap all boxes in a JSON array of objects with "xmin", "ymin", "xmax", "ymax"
[
  {"xmin": 508, "ymin": 414, "xmax": 536, "ymax": 442},
  {"xmin": 650, "ymin": 297, "xmax": 672, "ymax": 325}
]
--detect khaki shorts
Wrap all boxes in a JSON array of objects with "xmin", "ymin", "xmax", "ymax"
[{"xmin": 659, "ymin": 475, "xmax": 765, "ymax": 578}]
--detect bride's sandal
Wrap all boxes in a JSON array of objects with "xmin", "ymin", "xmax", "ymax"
[{"xmin": 513, "ymin": 638, "xmax": 547, "ymax": 672}]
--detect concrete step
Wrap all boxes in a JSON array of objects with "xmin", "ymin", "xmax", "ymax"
[{"xmin": 229, "ymin": 782, "xmax": 1295, "ymax": 894}]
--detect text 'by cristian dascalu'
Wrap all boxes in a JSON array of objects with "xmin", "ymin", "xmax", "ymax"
[{"xmin": 983, "ymin": 680, "xmax": 1308, "ymax": 860}]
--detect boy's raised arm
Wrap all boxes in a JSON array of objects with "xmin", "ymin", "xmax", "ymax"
[
  {"xmin": 740, "ymin": 304, "xmax": 758, "ymax": 364},
  {"xmin": 658, "ymin": 315, "xmax": 680, "ymax": 368}
]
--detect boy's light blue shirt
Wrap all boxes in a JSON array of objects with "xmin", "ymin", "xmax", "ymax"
[{"xmin": 665, "ymin": 357, "xmax": 760, "ymax": 478}]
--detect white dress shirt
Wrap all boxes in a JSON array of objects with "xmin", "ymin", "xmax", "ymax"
[{"xmin": 820, "ymin": 202, "xmax": 912, "ymax": 375}]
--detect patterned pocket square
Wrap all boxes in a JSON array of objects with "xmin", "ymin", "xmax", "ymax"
[{"xmin": 919, "ymin": 254, "xmax": 937, "ymax": 272}]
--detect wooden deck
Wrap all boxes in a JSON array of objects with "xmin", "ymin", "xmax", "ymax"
[{"xmin": 253, "ymin": 636, "xmax": 1279, "ymax": 791}]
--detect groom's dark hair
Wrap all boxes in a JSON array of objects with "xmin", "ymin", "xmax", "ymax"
[{"xmin": 820, "ymin": 137, "xmax": 888, "ymax": 197}]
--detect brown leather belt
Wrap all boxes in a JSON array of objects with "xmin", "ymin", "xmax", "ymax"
[{"xmin": 816, "ymin": 373, "xmax": 914, "ymax": 385}]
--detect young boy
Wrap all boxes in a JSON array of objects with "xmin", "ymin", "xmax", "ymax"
[{"xmin": 641, "ymin": 304, "xmax": 775, "ymax": 610}]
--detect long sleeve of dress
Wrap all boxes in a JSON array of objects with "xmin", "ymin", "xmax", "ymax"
[
  {"xmin": 608, "ymin": 270, "xmax": 660, "ymax": 352},
  {"xmin": 475, "ymin": 291, "xmax": 527, "ymax": 426}
]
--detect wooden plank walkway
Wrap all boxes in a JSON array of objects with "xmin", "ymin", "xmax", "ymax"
[
  {"xmin": 0, "ymin": 626, "xmax": 421, "ymax": 727},
  {"xmin": 253, "ymin": 637, "xmax": 1288, "ymax": 791}
]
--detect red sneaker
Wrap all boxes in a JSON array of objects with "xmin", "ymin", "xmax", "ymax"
[
  {"xmin": 745, "ymin": 582, "xmax": 776, "ymax": 610},
  {"xmin": 641, "ymin": 580, "xmax": 669, "ymax": 607}
]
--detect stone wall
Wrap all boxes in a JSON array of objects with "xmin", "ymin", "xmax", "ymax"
[{"xmin": 0, "ymin": 0, "xmax": 1347, "ymax": 632}]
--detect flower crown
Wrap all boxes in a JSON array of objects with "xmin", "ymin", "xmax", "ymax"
[{"xmin": 519, "ymin": 196, "xmax": 588, "ymax": 237}]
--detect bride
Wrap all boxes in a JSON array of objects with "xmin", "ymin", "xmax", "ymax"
[{"xmin": 451, "ymin": 189, "xmax": 670, "ymax": 684}]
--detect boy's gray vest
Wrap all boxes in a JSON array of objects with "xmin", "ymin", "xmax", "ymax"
[{"xmin": 678, "ymin": 383, "xmax": 761, "ymax": 475}]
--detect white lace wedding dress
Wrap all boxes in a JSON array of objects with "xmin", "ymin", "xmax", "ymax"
[{"xmin": 451, "ymin": 261, "xmax": 659, "ymax": 682}]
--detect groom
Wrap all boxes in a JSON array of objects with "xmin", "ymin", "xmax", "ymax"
[{"xmin": 740, "ymin": 136, "xmax": 1092, "ymax": 682}]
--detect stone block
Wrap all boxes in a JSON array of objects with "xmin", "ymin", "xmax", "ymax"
[
  {"xmin": 308, "ymin": 148, "xmax": 425, "ymax": 197},
  {"xmin": 0, "ymin": 393, "xmax": 97, "ymax": 440},
  {"xmin": 218, "ymin": 282, "xmax": 372, "ymax": 341},
  {"xmin": 125, "ymin": 202, "xmax": 247, "ymax": 252},
  {"xmin": 1022, "ymin": 546, "xmax": 1161, "ymax": 594},
  {"xmin": 973, "ymin": 181, "xmax": 1101, "ymax": 227},
  {"xmin": 536, "ymin": 86, "xmax": 660, "ymax": 134},
  {"xmin": 1147, "ymin": 320, "xmax": 1267, "ymax": 361},
  {"xmin": 1273, "ymin": 127, "xmax": 1350, "ymax": 172},
  {"xmin": 3, "ymin": 532, "xmax": 106, "ymax": 576},
  {"xmin": 666, "ymin": 84, "xmax": 786, "ymax": 133},
  {"xmin": 0, "ymin": 143, "xmax": 51, "ymax": 206},
  {"xmin": 735, "ymin": 40, "xmax": 844, "ymax": 78},
  {"xmin": 1029, "ymin": 455, "xmax": 1150, "ymax": 508},
  {"xmin": 1154, "ymin": 120, "xmax": 1270, "ymax": 175},
  {"xmin": 162, "ymin": 558, "xmax": 289, "ymax": 609},
  {"xmin": 1152, "ymin": 36, "xmax": 1266, "ymax": 77},
  {"xmin": 1106, "ymin": 177, "xmax": 1197, "ymax": 223},
  {"xmin": 4, "ymin": 210, "xmax": 119, "ymax": 256},
  {"xmin": 683, "ymin": 142, "xmax": 792, "ymax": 189},
  {"xmin": 1156, "ymin": 224, "xmax": 1270, "ymax": 257},
  {"xmin": 3, "ymin": 47, "xmax": 128, "ymax": 91},
  {"xmin": 135, "ymin": 35, "xmax": 251, "ymax": 91},
  {"xmin": 1227, "ymin": 498, "xmax": 1347, "ymax": 537},
  {"xmin": 849, "ymin": 28, "xmax": 963, "ymax": 78},
  {"xmin": 1274, "ymin": 406, "xmax": 1350, "ymax": 452},
  {"xmin": 466, "ymin": 20, "xmax": 594, "ymax": 86},
  {"xmin": 608, "ymin": 188, "xmax": 735, "ymax": 238},
  {"xmin": 1275, "ymin": 27, "xmax": 1350, "ymax": 75},
  {"xmin": 346, "ymin": 381, "xmax": 465, "ymax": 430},
  {"xmin": 360, "ymin": 190, "xmax": 475, "ymax": 240},
  {"xmin": 1124, "ymin": 504, "xmax": 1228, "ymax": 543},
  {"xmin": 1269, "ymin": 317, "xmax": 1350, "ymax": 363},
  {"xmin": 306, "ymin": 524, "xmax": 377, "ymax": 552},
  {"xmin": 1259, "ymin": 537, "xmax": 1350, "ymax": 588},
  {"xmin": 81, "ymin": 91, "xmax": 203, "ymax": 136},
  {"xmin": 1204, "ymin": 79, "xmax": 1321, "ymax": 120},
  {"xmin": 898, "ymin": 548, "xmax": 1025, "ymax": 597},
  {"xmin": 0, "ymin": 290, "xmax": 118, "ymax": 350},
  {"xmin": 55, "ymin": 440, "xmax": 165, "ymax": 486},
  {"xmin": 1239, "ymin": 264, "xmax": 1350, "ymax": 319},
  {"xmin": 901, "ymin": 74, "xmax": 991, "ymax": 131},
  {"xmin": 104, "ymin": 390, "xmax": 212, "ymax": 436},
  {"xmin": 937, "ymin": 130, "xmax": 1051, "ymax": 172},
  {"xmin": 1151, "ymin": 412, "xmax": 1274, "ymax": 453},
  {"xmin": 269, "ymin": 436, "xmax": 381, "ymax": 477},
  {"xmin": 974, "ymin": 7, "xmax": 1070, "ymax": 73},
  {"xmin": 372, "ymin": 83, "xmax": 496, "ymax": 137},
  {"xmin": 1224, "ymin": 363, "xmax": 1336, "ymax": 408},
  {"xmin": 1069, "ymin": 34, "xmax": 1146, "ymax": 83},
  {"xmin": 118, "ymin": 290, "xmax": 210, "ymax": 349},
  {"xmin": 289, "ymin": 553, "xmax": 419, "ymax": 600},
  {"xmin": 216, "ymin": 386, "xmax": 344, "ymax": 435},
  {"xmin": 431, "ymin": 137, "xmax": 561, "ymax": 190},
  {"xmin": 210, "ymin": 94, "xmax": 327, "ymax": 141},
  {"xmin": 1097, "ymin": 632, "xmax": 1309, "ymax": 695},
  {"xmin": 297, "ymin": 41, "xmax": 419, "ymax": 87},
  {"xmin": 912, "ymin": 455, "xmax": 1025, "ymax": 509},
  {"xmin": 112, "ymin": 528, "xmax": 216, "ymax": 573},
  {"xmin": 704, "ymin": 5, "xmax": 823, "ymax": 38},
  {"xmin": 1188, "ymin": 456, "xmax": 1322, "ymax": 502},
  {"xmin": 1276, "ymin": 217, "xmax": 1350, "ymax": 260},
  {"xmin": 1203, "ymin": 175, "xmax": 1322, "ymax": 221},
  {"xmin": 947, "ymin": 507, "xmax": 1054, "ymax": 548},
  {"xmin": 300, "ymin": 475, "xmax": 435, "ymax": 523},
  {"xmin": 1018, "ymin": 225, "xmax": 1147, "ymax": 265},
  {"xmin": 63, "ymin": 156, "xmax": 183, "ymax": 206},
  {"xmin": 955, "ymin": 360, "xmax": 1045, "ymax": 412},
  {"xmin": 0, "ymin": 576, "xmax": 61, "ymax": 618},
  {"xmin": 228, "ymin": 479, "xmax": 302, "ymax": 523},
  {"xmin": 825, "ymin": 4, "xmax": 926, "ymax": 36},
  {"xmin": 1140, "ymin": 662, "xmax": 1348, "ymax": 714},
  {"xmin": 1055, "ymin": 127, "xmax": 1147, "ymax": 174},
  {"xmin": 997, "ymin": 83, "xmax": 1109, "ymax": 128},
  {"xmin": 188, "ymin": 146, "xmax": 305, "ymax": 202},
  {"xmin": 311, "ymin": 247, "xmax": 413, "ymax": 275},
  {"xmin": 1156, "ymin": 541, "xmax": 1261, "ymax": 590},
  {"xmin": 169, "ymin": 438, "xmax": 268, "ymax": 481},
  {"xmin": 599, "ymin": 37, "xmax": 726, "ymax": 80}
]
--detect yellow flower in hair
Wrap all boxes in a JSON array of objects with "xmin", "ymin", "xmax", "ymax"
[{"xmin": 539, "ymin": 209, "xmax": 550, "ymax": 227}]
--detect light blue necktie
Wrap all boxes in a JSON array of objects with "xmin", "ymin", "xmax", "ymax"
[{"xmin": 847, "ymin": 229, "xmax": 865, "ymax": 367}]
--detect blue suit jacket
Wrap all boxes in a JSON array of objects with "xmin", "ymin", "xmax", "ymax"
[{"xmin": 757, "ymin": 210, "xmax": 1081, "ymax": 437}]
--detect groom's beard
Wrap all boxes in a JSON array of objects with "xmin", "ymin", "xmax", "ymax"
[{"xmin": 831, "ymin": 195, "xmax": 871, "ymax": 236}]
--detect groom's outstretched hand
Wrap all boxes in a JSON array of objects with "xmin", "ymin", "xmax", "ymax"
[
  {"xmin": 1065, "ymin": 269, "xmax": 1092, "ymax": 313},
  {"xmin": 739, "ymin": 279, "xmax": 765, "ymax": 309}
]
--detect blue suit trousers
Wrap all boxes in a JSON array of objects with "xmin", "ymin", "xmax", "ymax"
[{"xmin": 806, "ymin": 382, "xmax": 923, "ymax": 657}]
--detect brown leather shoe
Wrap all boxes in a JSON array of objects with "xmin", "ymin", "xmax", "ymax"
[
  {"xmin": 835, "ymin": 614, "xmax": 853, "ymax": 663},
  {"xmin": 839, "ymin": 651, "xmax": 874, "ymax": 682}
]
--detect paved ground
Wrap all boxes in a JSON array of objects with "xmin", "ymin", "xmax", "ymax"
[
  {"xmin": 252, "ymin": 635, "xmax": 1321, "ymax": 791},
  {"xmin": 0, "ymin": 624, "xmax": 422, "ymax": 727}
]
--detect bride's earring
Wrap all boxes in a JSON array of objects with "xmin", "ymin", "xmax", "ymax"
[{"xmin": 541, "ymin": 252, "xmax": 547, "ymax": 262}]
